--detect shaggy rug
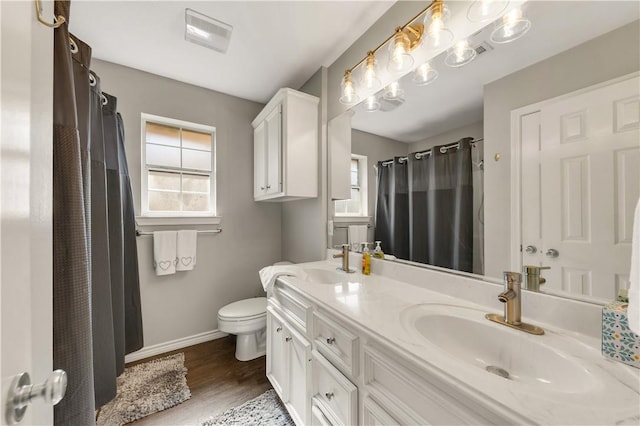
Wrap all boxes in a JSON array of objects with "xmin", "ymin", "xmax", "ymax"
[
  {"xmin": 202, "ymin": 389, "xmax": 294, "ymax": 426},
  {"xmin": 96, "ymin": 353, "xmax": 191, "ymax": 425}
]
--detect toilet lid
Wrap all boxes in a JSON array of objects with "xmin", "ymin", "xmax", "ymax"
[{"xmin": 219, "ymin": 297, "xmax": 267, "ymax": 320}]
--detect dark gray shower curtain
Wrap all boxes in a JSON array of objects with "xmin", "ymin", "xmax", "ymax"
[
  {"xmin": 375, "ymin": 138, "xmax": 474, "ymax": 272},
  {"xmin": 53, "ymin": 1, "xmax": 143, "ymax": 422},
  {"xmin": 374, "ymin": 157, "xmax": 409, "ymax": 260}
]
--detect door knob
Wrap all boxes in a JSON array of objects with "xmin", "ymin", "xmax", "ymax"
[
  {"xmin": 525, "ymin": 245, "xmax": 537, "ymax": 254},
  {"xmin": 545, "ymin": 248, "xmax": 559, "ymax": 258},
  {"xmin": 8, "ymin": 370, "xmax": 67, "ymax": 424}
]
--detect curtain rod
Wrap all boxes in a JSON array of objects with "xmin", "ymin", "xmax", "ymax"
[
  {"xmin": 380, "ymin": 138, "xmax": 483, "ymax": 167},
  {"xmin": 135, "ymin": 229, "xmax": 222, "ymax": 237}
]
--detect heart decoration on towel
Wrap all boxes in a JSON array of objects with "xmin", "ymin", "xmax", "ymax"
[
  {"xmin": 158, "ymin": 260, "xmax": 172, "ymax": 271},
  {"xmin": 180, "ymin": 257, "xmax": 193, "ymax": 266}
]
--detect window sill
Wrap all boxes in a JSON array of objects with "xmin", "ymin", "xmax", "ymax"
[
  {"xmin": 333, "ymin": 216, "xmax": 371, "ymax": 223},
  {"xmin": 136, "ymin": 216, "xmax": 222, "ymax": 226}
]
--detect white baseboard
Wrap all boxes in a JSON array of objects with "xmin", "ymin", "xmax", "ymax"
[{"xmin": 125, "ymin": 329, "xmax": 228, "ymax": 363}]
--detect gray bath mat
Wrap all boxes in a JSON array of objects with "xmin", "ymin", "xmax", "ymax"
[
  {"xmin": 96, "ymin": 353, "xmax": 191, "ymax": 425},
  {"xmin": 202, "ymin": 389, "xmax": 293, "ymax": 426}
]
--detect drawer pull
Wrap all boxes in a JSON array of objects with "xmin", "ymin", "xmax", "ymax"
[
  {"xmin": 276, "ymin": 327, "xmax": 282, "ymax": 333},
  {"xmin": 326, "ymin": 337, "xmax": 336, "ymax": 345},
  {"xmin": 285, "ymin": 336, "xmax": 292, "ymax": 342},
  {"xmin": 325, "ymin": 392, "xmax": 334, "ymax": 400}
]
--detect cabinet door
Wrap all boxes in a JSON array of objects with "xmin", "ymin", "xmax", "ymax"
[
  {"xmin": 285, "ymin": 323, "xmax": 312, "ymax": 426},
  {"xmin": 254, "ymin": 121, "xmax": 267, "ymax": 198},
  {"xmin": 266, "ymin": 308, "xmax": 288, "ymax": 401},
  {"xmin": 265, "ymin": 104, "xmax": 282, "ymax": 195}
]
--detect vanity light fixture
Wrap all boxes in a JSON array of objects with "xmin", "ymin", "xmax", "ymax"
[
  {"xmin": 363, "ymin": 95, "xmax": 381, "ymax": 112},
  {"xmin": 412, "ymin": 61, "xmax": 439, "ymax": 86},
  {"xmin": 466, "ymin": 0, "xmax": 510, "ymax": 23},
  {"xmin": 362, "ymin": 51, "xmax": 382, "ymax": 91},
  {"xmin": 490, "ymin": 7, "xmax": 531, "ymax": 44},
  {"xmin": 383, "ymin": 81, "xmax": 404, "ymax": 101},
  {"xmin": 387, "ymin": 26, "xmax": 422, "ymax": 74},
  {"xmin": 445, "ymin": 39, "xmax": 477, "ymax": 67},
  {"xmin": 339, "ymin": 70, "xmax": 360, "ymax": 105},
  {"xmin": 185, "ymin": 8, "xmax": 233, "ymax": 53}
]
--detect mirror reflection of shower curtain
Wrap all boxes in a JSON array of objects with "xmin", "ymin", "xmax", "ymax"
[
  {"xmin": 374, "ymin": 158, "xmax": 409, "ymax": 259},
  {"xmin": 375, "ymin": 138, "xmax": 475, "ymax": 273}
]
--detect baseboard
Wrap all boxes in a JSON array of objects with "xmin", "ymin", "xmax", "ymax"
[{"xmin": 125, "ymin": 329, "xmax": 228, "ymax": 363}]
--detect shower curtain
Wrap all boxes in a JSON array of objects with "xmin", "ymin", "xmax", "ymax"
[
  {"xmin": 53, "ymin": 2, "xmax": 143, "ymax": 423},
  {"xmin": 375, "ymin": 138, "xmax": 475, "ymax": 273}
]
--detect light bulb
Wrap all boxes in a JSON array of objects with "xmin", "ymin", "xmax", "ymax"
[
  {"xmin": 383, "ymin": 81, "xmax": 404, "ymax": 101},
  {"xmin": 387, "ymin": 28, "xmax": 414, "ymax": 73},
  {"xmin": 363, "ymin": 95, "xmax": 380, "ymax": 112},
  {"xmin": 491, "ymin": 7, "xmax": 531, "ymax": 44},
  {"xmin": 445, "ymin": 39, "xmax": 476, "ymax": 67},
  {"xmin": 362, "ymin": 52, "xmax": 381, "ymax": 91},
  {"xmin": 339, "ymin": 71, "xmax": 360, "ymax": 105},
  {"xmin": 423, "ymin": 0, "xmax": 454, "ymax": 50},
  {"xmin": 412, "ymin": 62, "xmax": 439, "ymax": 86}
]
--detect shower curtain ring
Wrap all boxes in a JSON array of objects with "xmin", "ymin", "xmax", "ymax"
[
  {"xmin": 69, "ymin": 37, "xmax": 78, "ymax": 54},
  {"xmin": 100, "ymin": 94, "xmax": 108, "ymax": 106},
  {"xmin": 89, "ymin": 73, "xmax": 97, "ymax": 87},
  {"xmin": 34, "ymin": 0, "xmax": 66, "ymax": 29}
]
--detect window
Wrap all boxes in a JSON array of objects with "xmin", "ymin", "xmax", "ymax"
[
  {"xmin": 334, "ymin": 154, "xmax": 367, "ymax": 216},
  {"xmin": 141, "ymin": 114, "xmax": 216, "ymax": 217}
]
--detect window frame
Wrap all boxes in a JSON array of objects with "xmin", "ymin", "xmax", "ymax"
[
  {"xmin": 334, "ymin": 154, "xmax": 368, "ymax": 217},
  {"xmin": 140, "ymin": 113, "xmax": 217, "ymax": 219}
]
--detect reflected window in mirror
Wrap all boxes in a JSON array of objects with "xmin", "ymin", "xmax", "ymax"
[{"xmin": 335, "ymin": 155, "xmax": 368, "ymax": 217}]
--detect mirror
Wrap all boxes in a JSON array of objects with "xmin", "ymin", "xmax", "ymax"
[{"xmin": 329, "ymin": 1, "xmax": 640, "ymax": 304}]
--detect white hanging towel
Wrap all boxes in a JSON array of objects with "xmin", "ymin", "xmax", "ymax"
[
  {"xmin": 628, "ymin": 197, "xmax": 640, "ymax": 335},
  {"xmin": 348, "ymin": 225, "xmax": 368, "ymax": 249},
  {"xmin": 153, "ymin": 231, "xmax": 177, "ymax": 276},
  {"xmin": 176, "ymin": 230, "xmax": 198, "ymax": 271},
  {"xmin": 259, "ymin": 265, "xmax": 307, "ymax": 293}
]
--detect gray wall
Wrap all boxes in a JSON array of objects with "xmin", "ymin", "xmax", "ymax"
[
  {"xmin": 92, "ymin": 59, "xmax": 282, "ymax": 347},
  {"xmin": 282, "ymin": 67, "xmax": 328, "ymax": 263},
  {"xmin": 483, "ymin": 20, "xmax": 640, "ymax": 278}
]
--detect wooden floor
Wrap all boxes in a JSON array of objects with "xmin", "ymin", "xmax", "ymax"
[{"xmin": 128, "ymin": 336, "xmax": 271, "ymax": 425}]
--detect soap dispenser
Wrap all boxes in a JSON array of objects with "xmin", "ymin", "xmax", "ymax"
[
  {"xmin": 362, "ymin": 243, "xmax": 372, "ymax": 275},
  {"xmin": 373, "ymin": 241, "xmax": 384, "ymax": 259}
]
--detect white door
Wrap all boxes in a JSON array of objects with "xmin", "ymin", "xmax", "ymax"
[
  {"xmin": 265, "ymin": 105, "xmax": 282, "ymax": 196},
  {"xmin": 253, "ymin": 121, "xmax": 266, "ymax": 198},
  {"xmin": 266, "ymin": 307, "xmax": 288, "ymax": 401},
  {"xmin": 1, "ymin": 1, "xmax": 55, "ymax": 424},
  {"xmin": 285, "ymin": 323, "xmax": 311, "ymax": 426},
  {"xmin": 521, "ymin": 75, "xmax": 640, "ymax": 301}
]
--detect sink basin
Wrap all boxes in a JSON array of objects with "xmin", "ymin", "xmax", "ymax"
[
  {"xmin": 302, "ymin": 268, "xmax": 352, "ymax": 284},
  {"xmin": 401, "ymin": 304, "xmax": 595, "ymax": 393}
]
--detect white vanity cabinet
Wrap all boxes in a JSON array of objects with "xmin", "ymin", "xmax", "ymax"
[{"xmin": 252, "ymin": 88, "xmax": 319, "ymax": 202}]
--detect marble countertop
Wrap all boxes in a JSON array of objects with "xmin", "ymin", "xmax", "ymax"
[{"xmin": 276, "ymin": 258, "xmax": 640, "ymax": 426}]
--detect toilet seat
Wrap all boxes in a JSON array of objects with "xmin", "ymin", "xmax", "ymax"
[{"xmin": 218, "ymin": 297, "xmax": 266, "ymax": 321}]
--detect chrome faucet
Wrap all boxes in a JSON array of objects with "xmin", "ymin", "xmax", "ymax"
[
  {"xmin": 333, "ymin": 244, "xmax": 355, "ymax": 273},
  {"xmin": 486, "ymin": 271, "xmax": 544, "ymax": 335},
  {"xmin": 523, "ymin": 265, "xmax": 551, "ymax": 292}
]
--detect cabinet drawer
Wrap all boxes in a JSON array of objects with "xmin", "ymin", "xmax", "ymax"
[
  {"xmin": 272, "ymin": 284, "xmax": 312, "ymax": 335},
  {"xmin": 363, "ymin": 345, "xmax": 492, "ymax": 425},
  {"xmin": 311, "ymin": 350, "xmax": 357, "ymax": 426},
  {"xmin": 313, "ymin": 311, "xmax": 359, "ymax": 377}
]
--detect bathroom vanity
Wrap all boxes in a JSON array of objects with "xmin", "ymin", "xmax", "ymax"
[{"xmin": 266, "ymin": 254, "xmax": 640, "ymax": 426}]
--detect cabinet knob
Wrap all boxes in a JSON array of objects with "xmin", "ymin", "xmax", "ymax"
[
  {"xmin": 325, "ymin": 392, "xmax": 334, "ymax": 400},
  {"xmin": 285, "ymin": 336, "xmax": 292, "ymax": 342},
  {"xmin": 266, "ymin": 185, "xmax": 271, "ymax": 189},
  {"xmin": 326, "ymin": 337, "xmax": 335, "ymax": 345},
  {"xmin": 276, "ymin": 327, "xmax": 282, "ymax": 333},
  {"xmin": 260, "ymin": 186, "xmax": 265, "ymax": 191}
]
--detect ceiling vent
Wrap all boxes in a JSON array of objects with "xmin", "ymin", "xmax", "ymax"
[
  {"xmin": 474, "ymin": 41, "xmax": 494, "ymax": 56},
  {"xmin": 185, "ymin": 9, "xmax": 233, "ymax": 54}
]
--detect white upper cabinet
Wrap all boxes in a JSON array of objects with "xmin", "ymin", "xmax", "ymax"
[{"xmin": 252, "ymin": 88, "xmax": 319, "ymax": 202}]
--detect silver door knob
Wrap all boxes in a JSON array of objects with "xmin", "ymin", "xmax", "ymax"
[
  {"xmin": 525, "ymin": 245, "xmax": 537, "ymax": 254},
  {"xmin": 545, "ymin": 248, "xmax": 559, "ymax": 258},
  {"xmin": 8, "ymin": 370, "xmax": 67, "ymax": 423}
]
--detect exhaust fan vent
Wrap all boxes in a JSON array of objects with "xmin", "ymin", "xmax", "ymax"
[
  {"xmin": 185, "ymin": 8, "xmax": 233, "ymax": 53},
  {"xmin": 474, "ymin": 41, "xmax": 494, "ymax": 56}
]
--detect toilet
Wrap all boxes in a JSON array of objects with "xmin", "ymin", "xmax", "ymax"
[{"xmin": 217, "ymin": 297, "xmax": 267, "ymax": 361}]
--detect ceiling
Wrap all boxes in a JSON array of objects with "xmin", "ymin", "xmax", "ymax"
[
  {"xmin": 350, "ymin": 1, "xmax": 640, "ymax": 143},
  {"xmin": 69, "ymin": 1, "xmax": 396, "ymax": 103}
]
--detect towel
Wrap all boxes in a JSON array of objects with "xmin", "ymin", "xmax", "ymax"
[
  {"xmin": 628, "ymin": 197, "xmax": 640, "ymax": 334},
  {"xmin": 176, "ymin": 230, "xmax": 198, "ymax": 271},
  {"xmin": 153, "ymin": 231, "xmax": 177, "ymax": 276},
  {"xmin": 348, "ymin": 225, "xmax": 368, "ymax": 251},
  {"xmin": 259, "ymin": 265, "xmax": 306, "ymax": 293}
]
